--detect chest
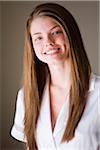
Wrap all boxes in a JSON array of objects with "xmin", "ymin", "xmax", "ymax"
[
  {"xmin": 36, "ymin": 99, "xmax": 99, "ymax": 150},
  {"xmin": 49, "ymin": 86, "xmax": 68, "ymax": 131},
  {"xmin": 36, "ymin": 76, "xmax": 100, "ymax": 149}
]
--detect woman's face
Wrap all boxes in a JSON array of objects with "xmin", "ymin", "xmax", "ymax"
[{"xmin": 30, "ymin": 16, "xmax": 70, "ymax": 65}]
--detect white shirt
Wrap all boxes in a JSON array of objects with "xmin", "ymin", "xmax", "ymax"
[{"xmin": 11, "ymin": 74, "xmax": 100, "ymax": 150}]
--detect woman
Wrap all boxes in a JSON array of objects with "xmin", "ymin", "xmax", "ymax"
[{"xmin": 11, "ymin": 3, "xmax": 100, "ymax": 150}]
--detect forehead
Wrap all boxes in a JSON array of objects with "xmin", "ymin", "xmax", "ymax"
[{"xmin": 30, "ymin": 16, "xmax": 60, "ymax": 34}]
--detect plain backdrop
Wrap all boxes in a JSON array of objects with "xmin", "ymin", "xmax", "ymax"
[{"xmin": 0, "ymin": 1, "xmax": 99, "ymax": 150}]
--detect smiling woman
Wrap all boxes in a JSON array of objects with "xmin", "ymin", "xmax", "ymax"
[
  {"xmin": 30, "ymin": 16, "xmax": 70, "ymax": 64},
  {"xmin": 11, "ymin": 2, "xmax": 100, "ymax": 150}
]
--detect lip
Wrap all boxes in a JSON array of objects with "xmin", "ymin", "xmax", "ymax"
[{"xmin": 43, "ymin": 48, "xmax": 60, "ymax": 55}]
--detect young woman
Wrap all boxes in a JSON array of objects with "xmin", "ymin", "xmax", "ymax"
[{"xmin": 11, "ymin": 3, "xmax": 100, "ymax": 150}]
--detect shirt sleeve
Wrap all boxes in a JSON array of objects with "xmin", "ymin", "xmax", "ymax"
[{"xmin": 11, "ymin": 89, "xmax": 26, "ymax": 142}]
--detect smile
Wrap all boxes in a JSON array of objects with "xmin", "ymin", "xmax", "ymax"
[{"xmin": 43, "ymin": 48, "xmax": 60, "ymax": 55}]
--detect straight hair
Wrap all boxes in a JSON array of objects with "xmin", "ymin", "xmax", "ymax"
[{"xmin": 23, "ymin": 3, "xmax": 91, "ymax": 149}]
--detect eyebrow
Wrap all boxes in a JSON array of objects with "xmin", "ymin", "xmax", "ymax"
[{"xmin": 33, "ymin": 25, "xmax": 59, "ymax": 35}]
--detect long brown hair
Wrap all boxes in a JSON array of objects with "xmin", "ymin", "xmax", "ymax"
[{"xmin": 23, "ymin": 3, "xmax": 91, "ymax": 149}]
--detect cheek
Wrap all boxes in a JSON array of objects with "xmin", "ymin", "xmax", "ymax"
[
  {"xmin": 33, "ymin": 44, "xmax": 44, "ymax": 60},
  {"xmin": 59, "ymin": 36, "xmax": 69, "ymax": 49},
  {"xmin": 33, "ymin": 44, "xmax": 42, "ymax": 54},
  {"xmin": 58, "ymin": 35, "xmax": 67, "ymax": 44},
  {"xmin": 32, "ymin": 38, "xmax": 43, "ymax": 53},
  {"xmin": 62, "ymin": 36, "xmax": 70, "ymax": 49}
]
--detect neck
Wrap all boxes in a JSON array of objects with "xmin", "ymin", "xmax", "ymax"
[{"xmin": 48, "ymin": 60, "xmax": 71, "ymax": 90}]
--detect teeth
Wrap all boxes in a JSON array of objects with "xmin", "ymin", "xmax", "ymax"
[
  {"xmin": 44, "ymin": 48, "xmax": 60, "ymax": 55},
  {"xmin": 46, "ymin": 50, "xmax": 57, "ymax": 55}
]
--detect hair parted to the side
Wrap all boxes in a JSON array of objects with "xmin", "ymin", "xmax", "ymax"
[{"xmin": 23, "ymin": 3, "xmax": 91, "ymax": 149}]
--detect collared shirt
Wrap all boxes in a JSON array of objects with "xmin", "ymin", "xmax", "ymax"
[{"xmin": 11, "ymin": 74, "xmax": 100, "ymax": 150}]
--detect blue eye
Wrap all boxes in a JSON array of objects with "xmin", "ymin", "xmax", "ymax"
[
  {"xmin": 36, "ymin": 37, "xmax": 42, "ymax": 41},
  {"xmin": 34, "ymin": 37, "xmax": 43, "ymax": 42},
  {"xmin": 52, "ymin": 30, "xmax": 62, "ymax": 36}
]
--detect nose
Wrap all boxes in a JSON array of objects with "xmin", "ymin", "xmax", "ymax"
[{"xmin": 45, "ymin": 35, "xmax": 54, "ymax": 47}]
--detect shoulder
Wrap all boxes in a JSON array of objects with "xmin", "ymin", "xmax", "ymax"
[
  {"xmin": 87, "ymin": 73, "xmax": 100, "ymax": 108},
  {"xmin": 89, "ymin": 73, "xmax": 100, "ymax": 91},
  {"xmin": 93, "ymin": 73, "xmax": 100, "ymax": 85},
  {"xmin": 89, "ymin": 73, "xmax": 100, "ymax": 114},
  {"xmin": 15, "ymin": 88, "xmax": 24, "ymax": 114},
  {"xmin": 93, "ymin": 74, "xmax": 100, "ymax": 98},
  {"xmin": 14, "ymin": 88, "xmax": 25, "ymax": 117},
  {"xmin": 17, "ymin": 88, "xmax": 24, "ymax": 99},
  {"xmin": 16, "ymin": 88, "xmax": 24, "ymax": 105}
]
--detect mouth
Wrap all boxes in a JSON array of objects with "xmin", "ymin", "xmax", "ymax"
[{"xmin": 43, "ymin": 48, "xmax": 61, "ymax": 55}]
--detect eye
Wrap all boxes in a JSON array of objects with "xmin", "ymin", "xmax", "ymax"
[
  {"xmin": 52, "ymin": 30, "xmax": 62, "ymax": 36},
  {"xmin": 34, "ymin": 36, "xmax": 43, "ymax": 43}
]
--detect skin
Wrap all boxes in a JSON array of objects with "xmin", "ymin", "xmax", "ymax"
[
  {"xmin": 30, "ymin": 16, "xmax": 71, "ymax": 130},
  {"xmin": 30, "ymin": 16, "xmax": 70, "ymax": 65}
]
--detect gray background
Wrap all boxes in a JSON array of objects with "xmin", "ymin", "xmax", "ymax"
[{"xmin": 0, "ymin": 1, "xmax": 99, "ymax": 150}]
